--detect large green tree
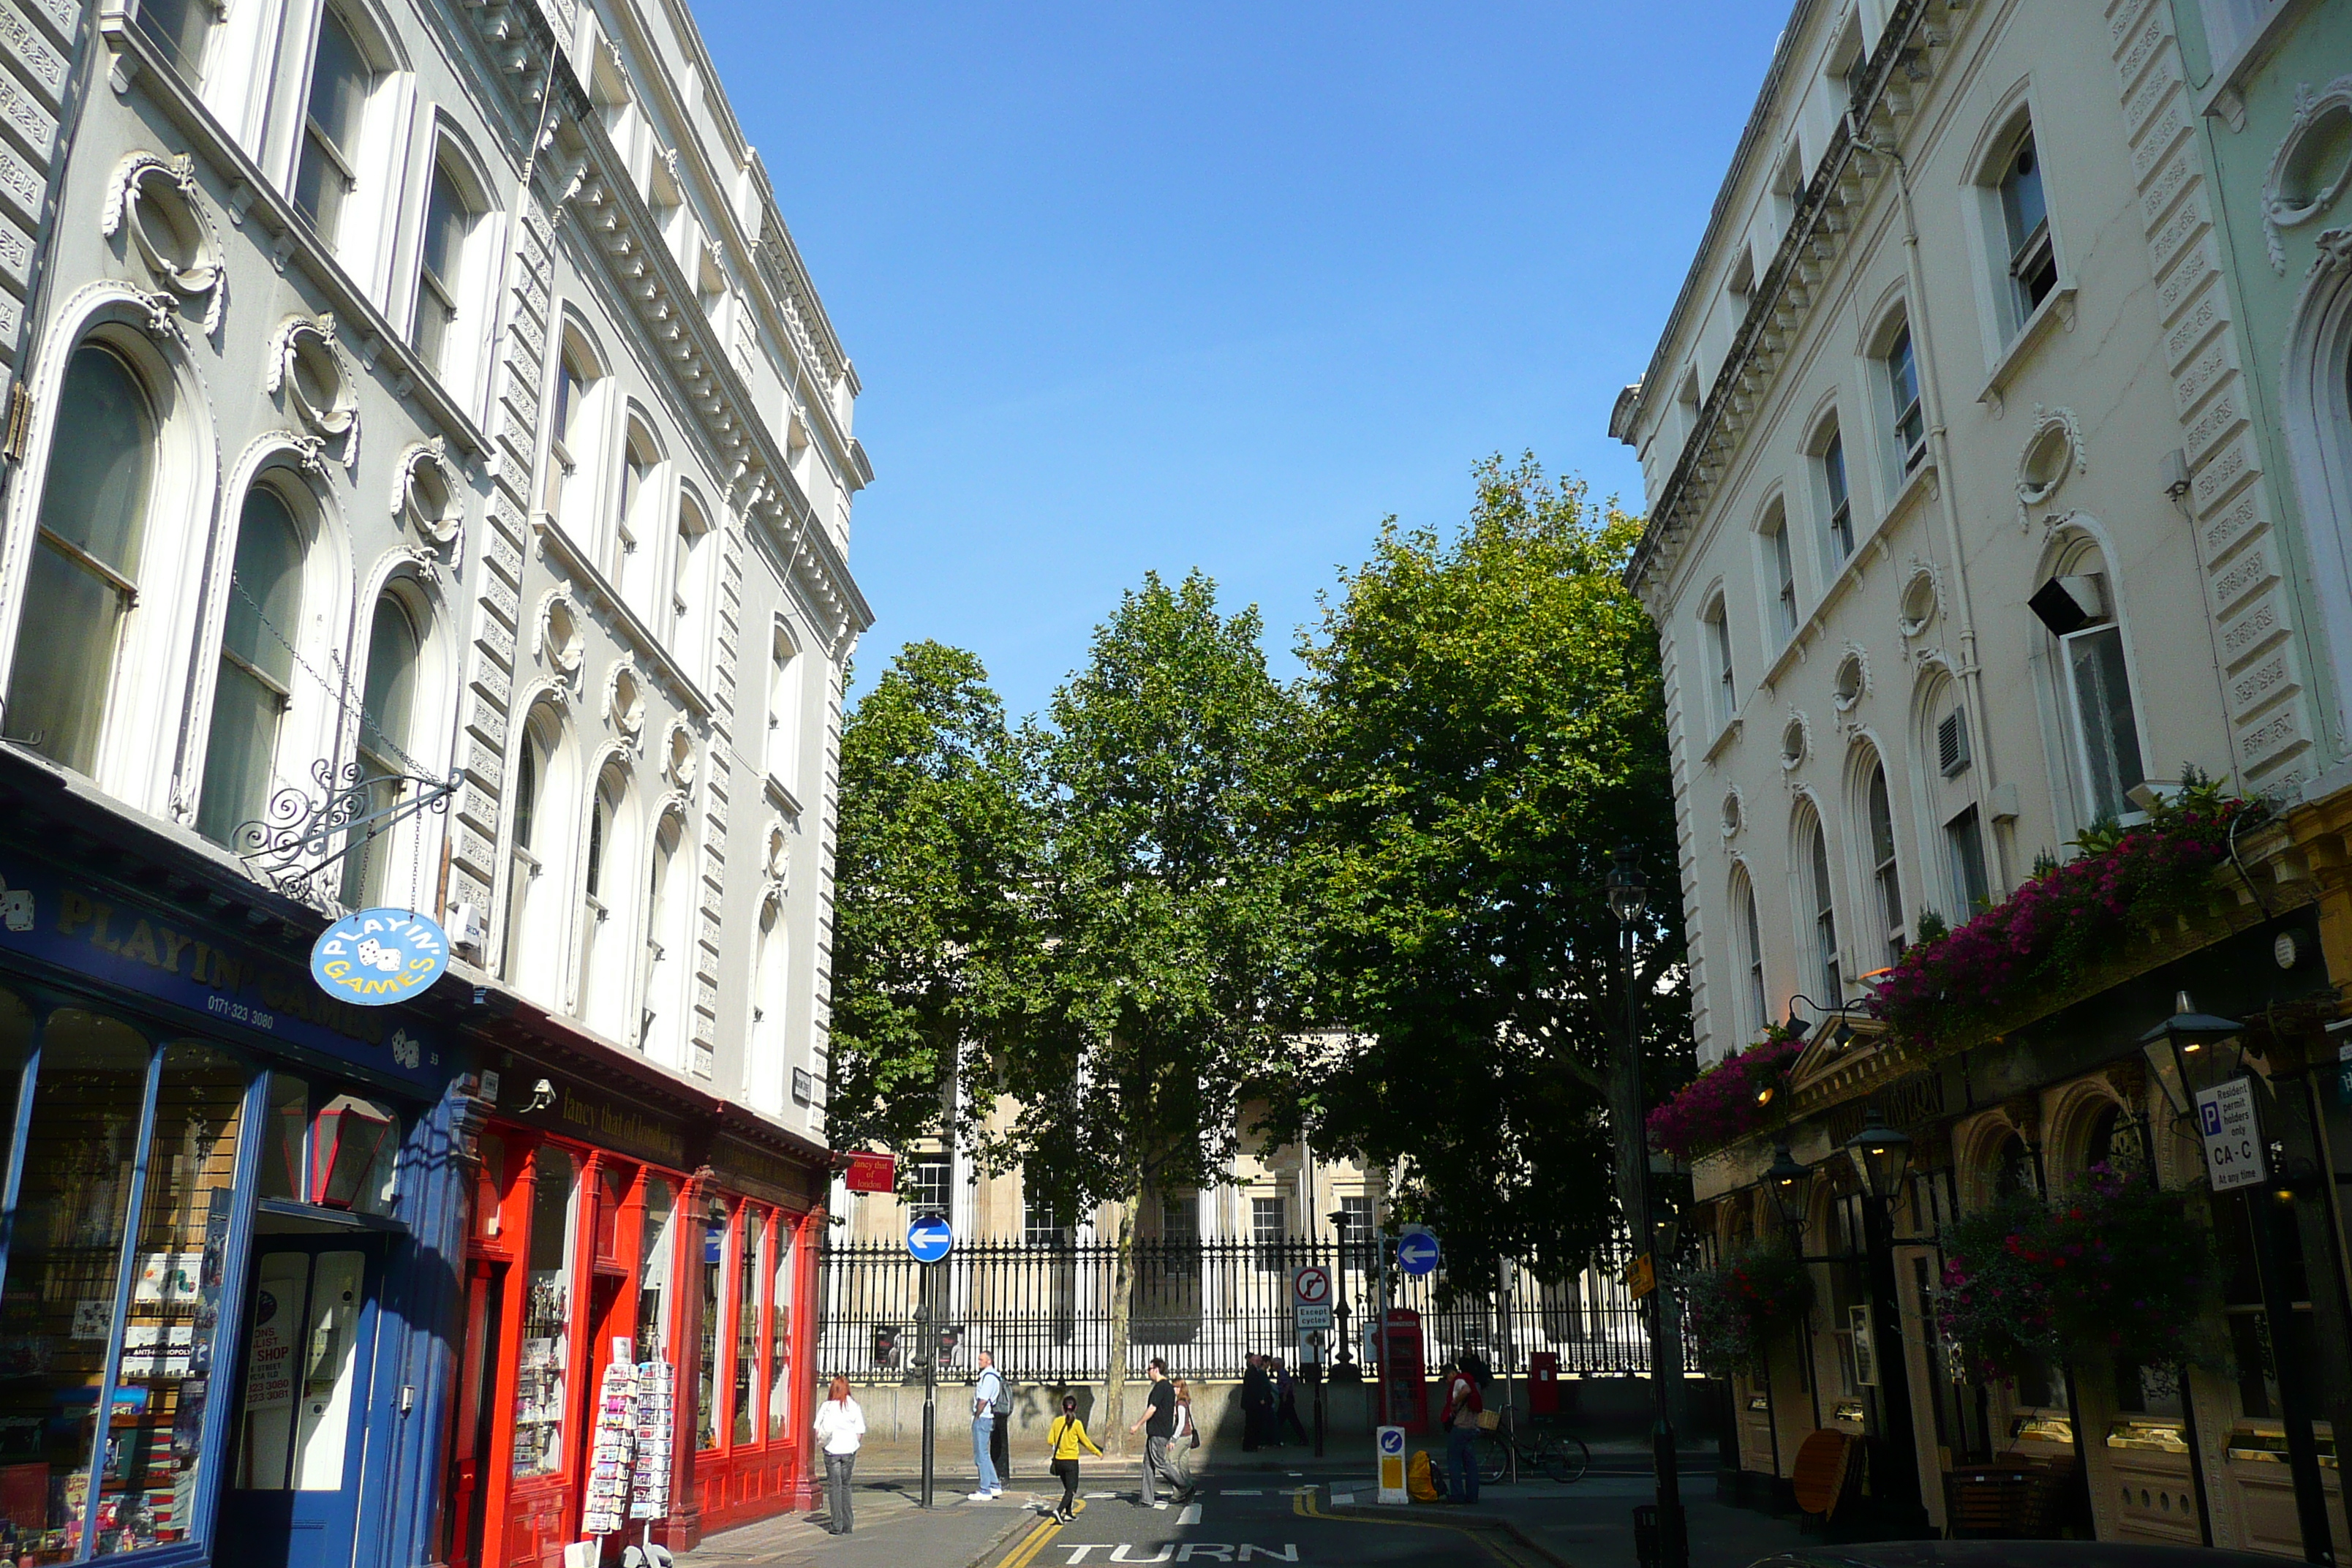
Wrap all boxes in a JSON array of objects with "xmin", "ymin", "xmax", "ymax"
[
  {"xmin": 826, "ymin": 641, "xmax": 1037, "ymax": 1158},
  {"xmin": 1271, "ymin": 455, "xmax": 1688, "ymax": 1286},
  {"xmin": 995, "ymin": 570, "xmax": 1313, "ymax": 1437}
]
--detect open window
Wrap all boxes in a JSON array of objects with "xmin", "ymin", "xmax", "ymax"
[
  {"xmin": 1701, "ymin": 595, "xmax": 1736, "ymax": 733},
  {"xmin": 2029, "ymin": 545, "xmax": 2146, "ymax": 825},
  {"xmin": 1813, "ymin": 414, "xmax": 1854, "ymax": 563},
  {"xmin": 1883, "ymin": 319, "xmax": 1926, "ymax": 476},
  {"xmin": 1996, "ymin": 126, "xmax": 2057, "ymax": 327}
]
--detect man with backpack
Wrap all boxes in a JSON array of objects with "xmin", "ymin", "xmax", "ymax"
[
  {"xmin": 1439, "ymin": 1352, "xmax": 1484, "ymax": 1504},
  {"xmin": 969, "ymin": 1350, "xmax": 1006, "ymax": 1500},
  {"xmin": 989, "ymin": 1357, "xmax": 1014, "ymax": 1485}
]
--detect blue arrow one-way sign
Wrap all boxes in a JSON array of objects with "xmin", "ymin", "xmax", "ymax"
[
  {"xmin": 907, "ymin": 1213, "xmax": 954, "ymax": 1264},
  {"xmin": 1396, "ymin": 1229, "xmax": 1441, "ymax": 1277}
]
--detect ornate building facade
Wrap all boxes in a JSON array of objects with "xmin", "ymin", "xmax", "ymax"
[{"xmin": 0, "ymin": 0, "xmax": 866, "ymax": 1559}]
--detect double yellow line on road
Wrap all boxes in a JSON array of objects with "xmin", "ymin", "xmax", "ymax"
[{"xmin": 994, "ymin": 1514, "xmax": 1062, "ymax": 1568}]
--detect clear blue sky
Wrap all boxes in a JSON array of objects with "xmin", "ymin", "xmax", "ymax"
[{"xmin": 697, "ymin": 3, "xmax": 1787, "ymax": 719}]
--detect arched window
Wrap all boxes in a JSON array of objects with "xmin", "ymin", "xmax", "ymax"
[
  {"xmin": 1803, "ymin": 810, "xmax": 1841, "ymax": 1004},
  {"xmin": 641, "ymin": 812, "xmax": 688, "ymax": 1061},
  {"xmin": 341, "ymin": 591, "xmax": 421, "ymax": 908},
  {"xmin": 544, "ymin": 332, "xmax": 601, "ymax": 529},
  {"xmin": 6, "ymin": 344, "xmax": 156, "ymax": 773},
  {"xmin": 1884, "ymin": 318, "xmax": 1925, "ymax": 474},
  {"xmin": 503, "ymin": 705, "xmax": 571, "ymax": 1006},
  {"xmin": 294, "ymin": 8, "xmax": 378, "ymax": 250},
  {"xmin": 1864, "ymin": 761, "xmax": 1904, "ymax": 968},
  {"xmin": 1700, "ymin": 596, "xmax": 1735, "ymax": 732},
  {"xmin": 672, "ymin": 494, "xmax": 710, "ymax": 674},
  {"xmin": 616, "ymin": 420, "xmax": 660, "ymax": 620},
  {"xmin": 579, "ymin": 766, "xmax": 633, "ymax": 1036},
  {"xmin": 1813, "ymin": 415, "xmax": 1854, "ymax": 562},
  {"xmin": 1760, "ymin": 505, "xmax": 1797, "ymax": 643},
  {"xmin": 2032, "ymin": 548, "xmax": 2145, "ymax": 825},
  {"xmin": 1919, "ymin": 674, "xmax": 1990, "ymax": 921},
  {"xmin": 1730, "ymin": 866, "xmax": 1766, "ymax": 1041},
  {"xmin": 748, "ymin": 896, "xmax": 787, "ymax": 1110},
  {"xmin": 413, "ymin": 155, "xmax": 478, "ymax": 385},
  {"xmin": 197, "ymin": 486, "xmax": 305, "ymax": 845},
  {"xmin": 766, "ymin": 621, "xmax": 802, "ymax": 796}
]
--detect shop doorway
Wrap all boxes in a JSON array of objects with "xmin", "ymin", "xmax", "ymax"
[
  {"xmin": 218, "ymin": 1236, "xmax": 384, "ymax": 1568},
  {"xmin": 445, "ymin": 1259, "xmax": 510, "ymax": 1568}
]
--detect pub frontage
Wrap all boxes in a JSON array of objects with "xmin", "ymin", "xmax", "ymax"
[{"xmin": 1681, "ymin": 809, "xmax": 2352, "ymax": 1558}]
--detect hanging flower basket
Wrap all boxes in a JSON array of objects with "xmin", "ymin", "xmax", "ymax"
[
  {"xmin": 1866, "ymin": 775, "xmax": 2264, "ymax": 1051},
  {"xmin": 1938, "ymin": 1166, "xmax": 2219, "ymax": 1382},
  {"xmin": 1646, "ymin": 1024, "xmax": 1804, "ymax": 1161},
  {"xmin": 1680, "ymin": 1246, "xmax": 1812, "ymax": 1377}
]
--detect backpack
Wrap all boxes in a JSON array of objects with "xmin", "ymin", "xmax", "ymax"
[{"xmin": 991, "ymin": 1371, "xmax": 1014, "ymax": 1417}]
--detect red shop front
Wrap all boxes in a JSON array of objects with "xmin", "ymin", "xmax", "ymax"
[{"xmin": 439, "ymin": 1070, "xmax": 824, "ymax": 1568}]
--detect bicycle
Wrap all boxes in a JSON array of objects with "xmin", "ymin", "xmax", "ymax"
[{"xmin": 1475, "ymin": 1406, "xmax": 1591, "ymax": 1485}]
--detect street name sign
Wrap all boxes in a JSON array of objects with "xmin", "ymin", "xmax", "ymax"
[
  {"xmin": 2196, "ymin": 1078, "xmax": 2266, "ymax": 1192},
  {"xmin": 906, "ymin": 1213, "xmax": 954, "ymax": 1264},
  {"xmin": 1395, "ymin": 1229, "xmax": 1440, "ymax": 1278}
]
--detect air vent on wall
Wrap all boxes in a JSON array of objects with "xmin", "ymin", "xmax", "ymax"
[{"xmin": 1937, "ymin": 709, "xmax": 1972, "ymax": 778}]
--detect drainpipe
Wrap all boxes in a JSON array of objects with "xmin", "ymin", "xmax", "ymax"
[{"xmin": 1852, "ymin": 115, "xmax": 2010, "ymax": 891}]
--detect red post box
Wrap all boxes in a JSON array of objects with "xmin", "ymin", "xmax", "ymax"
[
  {"xmin": 1529, "ymin": 1351, "xmax": 1561, "ymax": 1417},
  {"xmin": 1382, "ymin": 1308, "xmax": 1428, "ymax": 1433}
]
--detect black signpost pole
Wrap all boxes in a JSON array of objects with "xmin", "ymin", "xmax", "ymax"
[{"xmin": 919, "ymin": 1264, "xmax": 938, "ymax": 1509}]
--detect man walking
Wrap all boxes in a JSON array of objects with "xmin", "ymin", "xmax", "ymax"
[
  {"xmin": 969, "ymin": 1350, "xmax": 1004, "ymax": 1501},
  {"xmin": 1275, "ymin": 1357, "xmax": 1308, "ymax": 1447},
  {"xmin": 1126, "ymin": 1357, "xmax": 1191, "ymax": 1508}
]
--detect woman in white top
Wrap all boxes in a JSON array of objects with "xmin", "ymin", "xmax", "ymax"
[{"xmin": 814, "ymin": 1376, "xmax": 867, "ymax": 1534}]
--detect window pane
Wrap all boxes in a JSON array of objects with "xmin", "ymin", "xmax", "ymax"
[
  {"xmin": 696, "ymin": 1218, "xmax": 722, "ymax": 1450},
  {"xmin": 306, "ymin": 12, "xmax": 369, "ymax": 157},
  {"xmin": 514, "ymin": 1147, "xmax": 575, "ymax": 1477},
  {"xmin": 766, "ymin": 1228, "xmax": 792, "ymax": 1440},
  {"xmin": 2070, "ymin": 626, "xmax": 2145, "ymax": 821},
  {"xmin": 233, "ymin": 1251, "xmax": 308, "ymax": 1491},
  {"xmin": 2001, "ymin": 135, "xmax": 2048, "ymax": 257},
  {"xmin": 421, "ymin": 164, "xmax": 466, "ymax": 287},
  {"xmin": 6, "ymin": 346, "xmax": 154, "ymax": 772},
  {"xmin": 102, "ymin": 1044, "xmax": 244, "ymax": 1551},
  {"xmin": 342, "ymin": 595, "xmax": 421, "ymax": 909},
  {"xmin": 135, "ymin": 0, "xmax": 211, "ymax": 80},
  {"xmin": 636, "ymin": 1177, "xmax": 674, "ymax": 1362},
  {"xmin": 290, "ymin": 1251, "xmax": 364, "ymax": 1489},
  {"xmin": 259, "ymin": 1074, "xmax": 306, "ymax": 1202},
  {"xmin": 731, "ymin": 1214, "xmax": 761, "ymax": 1444},
  {"xmin": 1948, "ymin": 807, "xmax": 1991, "ymax": 912},
  {"xmin": 0, "ymin": 1011, "xmax": 151, "ymax": 1562},
  {"xmin": 197, "ymin": 489, "xmax": 304, "ymax": 845}
]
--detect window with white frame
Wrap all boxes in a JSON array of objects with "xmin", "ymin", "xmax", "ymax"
[
  {"xmin": 747, "ymin": 894, "xmax": 786, "ymax": 1095},
  {"xmin": 1945, "ymin": 804, "xmax": 1991, "ymax": 914},
  {"xmin": 293, "ymin": 9, "xmax": 377, "ymax": 251},
  {"xmin": 5, "ymin": 342, "xmax": 158, "ymax": 774},
  {"xmin": 1251, "ymin": 1195, "xmax": 1286, "ymax": 1273},
  {"xmin": 2033, "ymin": 563, "xmax": 2147, "ymax": 823},
  {"xmin": 1763, "ymin": 509, "xmax": 1797, "ymax": 642},
  {"xmin": 544, "ymin": 335, "xmax": 598, "ymax": 527},
  {"xmin": 340, "ymin": 589, "xmax": 422, "ymax": 910},
  {"xmin": 197, "ymin": 484, "xmax": 306, "ymax": 846},
  {"xmin": 1703, "ymin": 597, "xmax": 1735, "ymax": 731},
  {"xmin": 135, "ymin": 0, "xmax": 214, "ymax": 82},
  {"xmin": 2199, "ymin": 0, "xmax": 2288, "ymax": 77},
  {"xmin": 1820, "ymin": 422, "xmax": 1853, "ymax": 562},
  {"xmin": 1885, "ymin": 324, "xmax": 1925, "ymax": 474},
  {"xmin": 413, "ymin": 157, "xmax": 477, "ymax": 386},
  {"xmin": 766, "ymin": 621, "xmax": 802, "ymax": 796},
  {"xmin": 1803, "ymin": 813, "xmax": 1841, "ymax": 1004},
  {"xmin": 1733, "ymin": 867, "xmax": 1766, "ymax": 1039},
  {"xmin": 910, "ymin": 1154, "xmax": 952, "ymax": 1217},
  {"xmin": 671, "ymin": 494, "xmax": 710, "ymax": 668},
  {"xmin": 1023, "ymin": 1194, "xmax": 1069, "ymax": 1248},
  {"xmin": 1996, "ymin": 125, "xmax": 2057, "ymax": 329},
  {"xmin": 641, "ymin": 810, "xmax": 685, "ymax": 1059},
  {"xmin": 615, "ymin": 418, "xmax": 660, "ymax": 619},
  {"xmin": 1864, "ymin": 760, "xmax": 1904, "ymax": 968}
]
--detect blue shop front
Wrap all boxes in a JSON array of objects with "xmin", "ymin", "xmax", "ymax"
[{"xmin": 0, "ymin": 790, "xmax": 471, "ymax": 1568}]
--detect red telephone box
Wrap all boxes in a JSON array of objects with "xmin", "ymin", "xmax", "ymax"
[
  {"xmin": 1529, "ymin": 1351, "xmax": 1561, "ymax": 1417},
  {"xmin": 1382, "ymin": 1308, "xmax": 1428, "ymax": 1433}
]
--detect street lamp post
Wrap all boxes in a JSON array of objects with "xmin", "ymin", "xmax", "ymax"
[{"xmin": 1607, "ymin": 848, "xmax": 1685, "ymax": 1568}]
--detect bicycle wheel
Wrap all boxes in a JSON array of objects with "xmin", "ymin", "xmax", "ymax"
[
  {"xmin": 1476, "ymin": 1433, "xmax": 1512, "ymax": 1485},
  {"xmin": 1542, "ymin": 1435, "xmax": 1591, "ymax": 1485}
]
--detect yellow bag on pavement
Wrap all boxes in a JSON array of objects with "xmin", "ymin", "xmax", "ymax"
[{"xmin": 1409, "ymin": 1449, "xmax": 1442, "ymax": 1503}]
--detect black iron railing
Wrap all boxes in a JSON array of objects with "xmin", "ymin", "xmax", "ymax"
[{"xmin": 814, "ymin": 1237, "xmax": 1653, "ymax": 1384}]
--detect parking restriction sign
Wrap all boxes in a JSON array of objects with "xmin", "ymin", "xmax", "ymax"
[{"xmin": 2195, "ymin": 1077, "xmax": 2266, "ymax": 1192}]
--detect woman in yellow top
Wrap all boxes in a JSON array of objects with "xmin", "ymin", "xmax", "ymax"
[{"xmin": 1044, "ymin": 1395, "xmax": 1104, "ymax": 1522}]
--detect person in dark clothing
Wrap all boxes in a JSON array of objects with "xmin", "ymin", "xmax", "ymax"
[
  {"xmin": 1240, "ymin": 1354, "xmax": 1273, "ymax": 1450},
  {"xmin": 1126, "ymin": 1357, "xmax": 1192, "ymax": 1506},
  {"xmin": 1275, "ymin": 1358, "xmax": 1308, "ymax": 1446}
]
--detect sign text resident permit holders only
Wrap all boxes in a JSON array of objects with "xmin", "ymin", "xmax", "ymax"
[{"xmin": 2196, "ymin": 1077, "xmax": 2267, "ymax": 1192}]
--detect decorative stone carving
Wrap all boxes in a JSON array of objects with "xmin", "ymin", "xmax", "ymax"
[
  {"xmin": 606, "ymin": 660, "xmax": 646, "ymax": 737},
  {"xmin": 1719, "ymin": 787, "xmax": 1744, "ymax": 840},
  {"xmin": 265, "ymin": 313, "xmax": 358, "ymax": 467},
  {"xmin": 663, "ymin": 720, "xmax": 696, "ymax": 788},
  {"xmin": 2014, "ymin": 404, "xmax": 2086, "ymax": 531},
  {"xmin": 1832, "ymin": 643, "xmax": 1869, "ymax": 711},
  {"xmin": 102, "ymin": 151, "xmax": 226, "ymax": 337},
  {"xmin": 535, "ymin": 591, "xmax": 584, "ymax": 679},
  {"xmin": 391, "ymin": 437, "xmax": 462, "ymax": 549},
  {"xmin": 1898, "ymin": 562, "xmax": 1941, "ymax": 639},
  {"xmin": 1779, "ymin": 710, "xmax": 1811, "ymax": 771},
  {"xmin": 2264, "ymin": 77, "xmax": 2352, "ymax": 273}
]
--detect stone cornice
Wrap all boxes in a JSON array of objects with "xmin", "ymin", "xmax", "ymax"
[{"xmin": 1624, "ymin": 0, "xmax": 1975, "ymax": 610}]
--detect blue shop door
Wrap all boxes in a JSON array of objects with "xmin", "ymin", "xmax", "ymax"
[{"xmin": 217, "ymin": 1239, "xmax": 383, "ymax": 1568}]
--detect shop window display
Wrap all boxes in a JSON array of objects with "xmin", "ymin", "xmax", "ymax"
[
  {"xmin": 731, "ymin": 1215, "xmax": 761, "ymax": 1445},
  {"xmin": 636, "ymin": 1179, "xmax": 674, "ymax": 1364},
  {"xmin": 513, "ymin": 1147, "xmax": 575, "ymax": 1478},
  {"xmin": 695, "ymin": 1218, "xmax": 720, "ymax": 1451},
  {"xmin": 766, "ymin": 1229, "xmax": 791, "ymax": 1440}
]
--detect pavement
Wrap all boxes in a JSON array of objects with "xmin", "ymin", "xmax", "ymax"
[{"xmin": 674, "ymin": 1453, "xmax": 1820, "ymax": 1568}]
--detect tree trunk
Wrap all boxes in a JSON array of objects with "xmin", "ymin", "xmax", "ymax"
[{"xmin": 1102, "ymin": 1191, "xmax": 1138, "ymax": 1455}]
